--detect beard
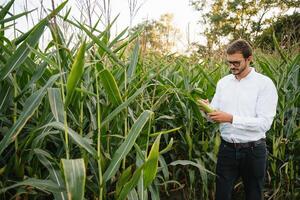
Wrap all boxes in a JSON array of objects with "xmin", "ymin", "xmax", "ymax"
[{"xmin": 230, "ymin": 64, "xmax": 247, "ymax": 75}]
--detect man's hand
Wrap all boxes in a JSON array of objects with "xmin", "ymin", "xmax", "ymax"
[
  {"xmin": 200, "ymin": 99, "xmax": 209, "ymax": 104},
  {"xmin": 207, "ymin": 111, "xmax": 233, "ymax": 123}
]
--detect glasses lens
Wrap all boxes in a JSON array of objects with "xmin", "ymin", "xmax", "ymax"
[{"xmin": 227, "ymin": 61, "xmax": 241, "ymax": 67}]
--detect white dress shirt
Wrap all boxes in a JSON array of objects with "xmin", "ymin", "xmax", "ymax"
[{"xmin": 210, "ymin": 67, "xmax": 278, "ymax": 143}]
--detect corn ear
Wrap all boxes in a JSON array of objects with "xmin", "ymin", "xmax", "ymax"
[
  {"xmin": 196, "ymin": 98, "xmax": 215, "ymax": 113},
  {"xmin": 189, "ymin": 91, "xmax": 215, "ymax": 113}
]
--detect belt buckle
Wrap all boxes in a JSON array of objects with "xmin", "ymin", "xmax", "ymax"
[
  {"xmin": 233, "ymin": 142, "xmax": 240, "ymax": 149},
  {"xmin": 230, "ymin": 139, "xmax": 239, "ymax": 149},
  {"xmin": 233, "ymin": 143, "xmax": 237, "ymax": 148}
]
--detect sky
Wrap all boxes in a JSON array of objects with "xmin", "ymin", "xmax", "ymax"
[
  {"xmin": 4, "ymin": 0, "xmax": 205, "ymax": 52},
  {"xmin": 109, "ymin": 0, "xmax": 205, "ymax": 50}
]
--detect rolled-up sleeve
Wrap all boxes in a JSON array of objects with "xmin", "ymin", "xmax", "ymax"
[{"xmin": 232, "ymin": 79, "xmax": 278, "ymax": 132}]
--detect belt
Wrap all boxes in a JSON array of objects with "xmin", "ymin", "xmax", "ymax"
[{"xmin": 221, "ymin": 138, "xmax": 266, "ymax": 149}]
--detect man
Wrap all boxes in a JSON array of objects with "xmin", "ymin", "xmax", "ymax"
[{"xmin": 202, "ymin": 39, "xmax": 278, "ymax": 200}]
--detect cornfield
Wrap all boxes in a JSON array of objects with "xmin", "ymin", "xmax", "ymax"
[{"xmin": 0, "ymin": 1, "xmax": 299, "ymax": 199}]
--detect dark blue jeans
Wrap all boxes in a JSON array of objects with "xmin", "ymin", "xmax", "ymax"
[{"xmin": 215, "ymin": 139, "xmax": 267, "ymax": 200}]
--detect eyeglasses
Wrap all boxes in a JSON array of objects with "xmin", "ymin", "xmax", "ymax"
[{"xmin": 226, "ymin": 60, "xmax": 244, "ymax": 67}]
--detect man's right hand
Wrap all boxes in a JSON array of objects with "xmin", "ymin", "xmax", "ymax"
[{"xmin": 199, "ymin": 99, "xmax": 209, "ymax": 105}]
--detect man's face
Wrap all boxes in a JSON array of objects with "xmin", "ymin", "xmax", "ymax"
[{"xmin": 226, "ymin": 53, "xmax": 251, "ymax": 76}]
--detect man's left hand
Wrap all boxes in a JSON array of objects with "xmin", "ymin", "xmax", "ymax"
[{"xmin": 207, "ymin": 111, "xmax": 233, "ymax": 123}]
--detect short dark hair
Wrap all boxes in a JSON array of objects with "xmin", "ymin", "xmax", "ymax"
[{"xmin": 226, "ymin": 39, "xmax": 252, "ymax": 58}]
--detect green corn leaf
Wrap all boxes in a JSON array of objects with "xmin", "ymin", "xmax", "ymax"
[
  {"xmin": 0, "ymin": 9, "xmax": 36, "ymax": 24},
  {"xmin": 159, "ymin": 156, "xmax": 169, "ymax": 181},
  {"xmin": 62, "ymin": 159, "xmax": 86, "ymax": 200},
  {"xmin": 27, "ymin": 45, "xmax": 58, "ymax": 67},
  {"xmin": 0, "ymin": 74, "xmax": 60, "ymax": 155},
  {"xmin": 272, "ymin": 32, "xmax": 288, "ymax": 63},
  {"xmin": 103, "ymin": 110, "xmax": 153, "ymax": 182},
  {"xmin": 19, "ymin": 61, "xmax": 47, "ymax": 95},
  {"xmin": 108, "ymin": 27, "xmax": 128, "ymax": 48},
  {"xmin": 46, "ymin": 1, "xmax": 68, "ymax": 19},
  {"xmin": 127, "ymin": 189, "xmax": 139, "ymax": 200},
  {"xmin": 149, "ymin": 127, "xmax": 181, "ymax": 137},
  {"xmin": 0, "ymin": 24, "xmax": 15, "ymax": 33},
  {"xmin": 65, "ymin": 41, "xmax": 86, "ymax": 107},
  {"xmin": 0, "ymin": 0, "xmax": 67, "ymax": 80},
  {"xmin": 127, "ymin": 40, "xmax": 139, "ymax": 83},
  {"xmin": 287, "ymin": 53, "xmax": 300, "ymax": 75},
  {"xmin": 256, "ymin": 59, "xmax": 275, "ymax": 81},
  {"xmin": 63, "ymin": 7, "xmax": 72, "ymax": 20},
  {"xmin": 0, "ymin": 82, "xmax": 12, "ymax": 112},
  {"xmin": 0, "ymin": 35, "xmax": 13, "ymax": 48},
  {"xmin": 0, "ymin": 0, "xmax": 14, "ymax": 21},
  {"xmin": 136, "ymin": 146, "xmax": 145, "ymax": 199},
  {"xmin": 117, "ymin": 164, "xmax": 145, "ymax": 200},
  {"xmin": 197, "ymin": 63, "xmax": 216, "ymax": 88},
  {"xmin": 44, "ymin": 122, "xmax": 97, "ymax": 157},
  {"xmin": 101, "ymin": 84, "xmax": 148, "ymax": 128},
  {"xmin": 58, "ymin": 14, "xmax": 118, "ymax": 51},
  {"xmin": 49, "ymin": 22, "xmax": 69, "ymax": 69},
  {"xmin": 77, "ymin": 21, "xmax": 126, "ymax": 68},
  {"xmin": 0, "ymin": 178, "xmax": 63, "ymax": 194},
  {"xmin": 149, "ymin": 184, "xmax": 160, "ymax": 200},
  {"xmin": 98, "ymin": 30, "xmax": 110, "ymax": 57},
  {"xmin": 34, "ymin": 149, "xmax": 67, "ymax": 200},
  {"xmin": 48, "ymin": 88, "xmax": 64, "ymax": 122},
  {"xmin": 113, "ymin": 28, "xmax": 142, "ymax": 53},
  {"xmin": 0, "ymin": 19, "xmax": 47, "ymax": 80},
  {"xmin": 160, "ymin": 137, "xmax": 174, "ymax": 154},
  {"xmin": 99, "ymin": 69, "xmax": 123, "ymax": 106},
  {"xmin": 116, "ymin": 165, "xmax": 133, "ymax": 197},
  {"xmin": 169, "ymin": 160, "xmax": 215, "ymax": 176},
  {"xmin": 143, "ymin": 134, "xmax": 161, "ymax": 188}
]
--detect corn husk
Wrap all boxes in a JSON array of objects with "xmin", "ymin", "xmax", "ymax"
[{"xmin": 196, "ymin": 98, "xmax": 215, "ymax": 113}]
